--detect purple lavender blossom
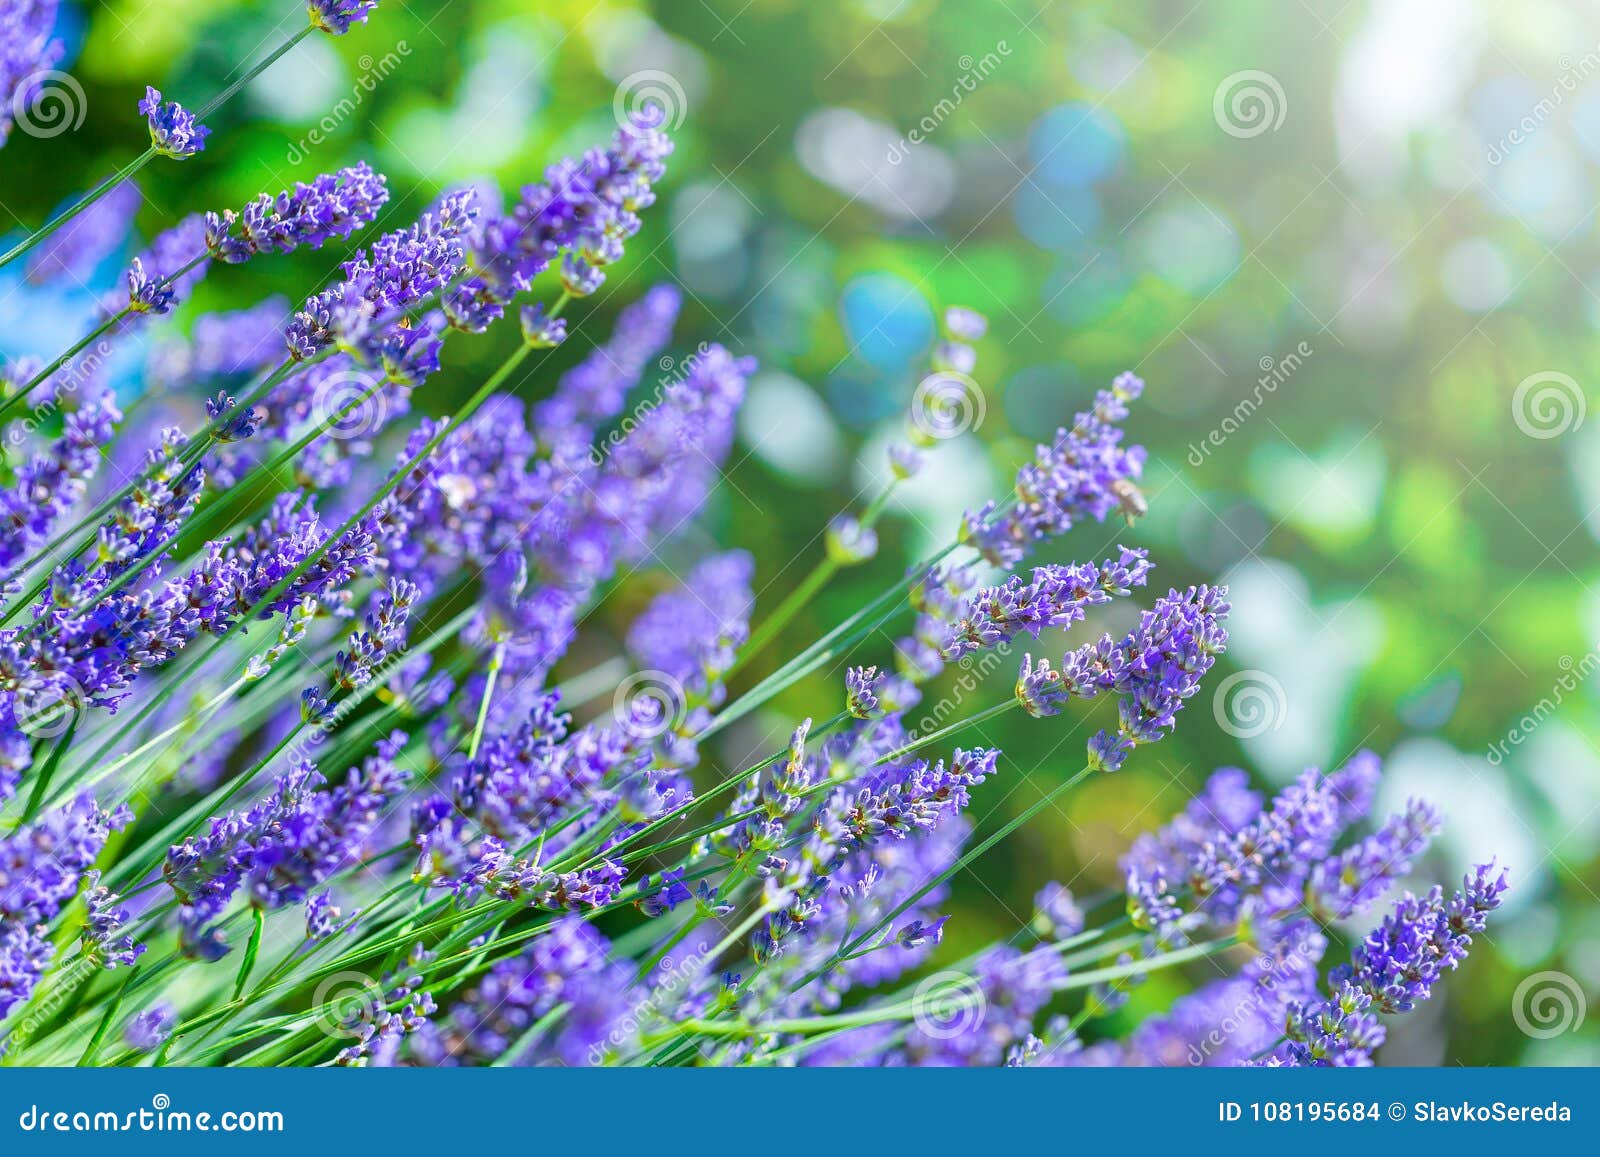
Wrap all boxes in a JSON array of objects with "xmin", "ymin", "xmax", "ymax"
[
  {"xmin": 1309, "ymin": 798, "xmax": 1441, "ymax": 919},
  {"xmin": 896, "ymin": 563, "xmax": 980, "ymax": 682},
  {"xmin": 10, "ymin": 491, "xmax": 391, "ymax": 719},
  {"xmin": 149, "ymin": 298, "xmax": 290, "ymax": 387},
  {"xmin": 80, "ymin": 871, "xmax": 144, "ymax": 968},
  {"xmin": 1033, "ymin": 881, "xmax": 1085, "ymax": 940},
  {"xmin": 846, "ymin": 665, "xmax": 887, "ymax": 719},
  {"xmin": 1277, "ymin": 864, "xmax": 1508, "ymax": 1065},
  {"xmin": 945, "ymin": 546, "xmax": 1152, "ymax": 659},
  {"xmin": 309, "ymin": 1, "xmax": 379, "ymax": 35},
  {"xmin": 449, "ymin": 107, "xmax": 672, "ymax": 320},
  {"xmin": 163, "ymin": 734, "xmax": 411, "ymax": 957},
  {"xmin": 1120, "ymin": 751, "xmax": 1447, "ymax": 968},
  {"xmin": 124, "ymin": 1002, "xmax": 177, "ymax": 1052},
  {"xmin": 0, "ymin": 795, "xmax": 133, "ymax": 1017},
  {"xmin": 284, "ymin": 189, "xmax": 476, "ymax": 360},
  {"xmin": 533, "ymin": 283, "xmax": 681, "ymax": 461},
  {"xmin": 1015, "ymin": 584, "xmax": 1229, "ymax": 771},
  {"xmin": 425, "ymin": 915, "xmax": 630, "ymax": 1066},
  {"xmin": 333, "ymin": 578, "xmax": 420, "ymax": 690},
  {"xmin": 206, "ymin": 162, "xmax": 389, "ymax": 264},
  {"xmin": 825, "ymin": 514, "xmax": 879, "ymax": 565},
  {"xmin": 754, "ymin": 747, "xmax": 998, "ymax": 964},
  {"xmin": 139, "ymin": 86, "xmax": 209, "ymax": 158},
  {"xmin": 124, "ymin": 257, "xmax": 174, "ymax": 313},
  {"xmin": 0, "ymin": 382, "xmax": 120, "ymax": 573},
  {"xmin": 119, "ymin": 214, "xmax": 211, "ymax": 312},
  {"xmin": 905, "ymin": 945, "xmax": 1066, "ymax": 1066},
  {"xmin": 963, "ymin": 372, "xmax": 1147, "ymax": 567},
  {"xmin": 625, "ymin": 551, "xmax": 753, "ymax": 693}
]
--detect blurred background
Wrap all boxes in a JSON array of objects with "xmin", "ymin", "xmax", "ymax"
[{"xmin": 4, "ymin": 0, "xmax": 1599, "ymax": 1064}]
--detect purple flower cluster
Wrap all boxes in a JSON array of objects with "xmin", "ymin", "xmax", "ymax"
[
  {"xmin": 533, "ymin": 283, "xmax": 683, "ymax": 463},
  {"xmin": 420, "ymin": 915, "xmax": 631, "ymax": 1066},
  {"xmin": 309, "ymin": 1, "xmax": 379, "ymax": 35},
  {"xmin": 626, "ymin": 551, "xmax": 753, "ymax": 752},
  {"xmin": 5, "ymin": 492, "xmax": 390, "ymax": 719},
  {"xmin": 148, "ymin": 298, "xmax": 290, "ymax": 389},
  {"xmin": 26, "ymin": 180, "xmax": 140, "ymax": 284},
  {"xmin": 410, "ymin": 697, "xmax": 681, "ymax": 898},
  {"xmin": 944, "ymin": 546, "xmax": 1152, "ymax": 660},
  {"xmin": 626, "ymin": 551, "xmax": 754, "ymax": 693},
  {"xmin": 1016, "ymin": 583, "xmax": 1230, "ymax": 771},
  {"xmin": 1, "ymin": 795, "xmax": 132, "ymax": 1017},
  {"xmin": 1277, "ymin": 864, "xmax": 1508, "ymax": 1066},
  {"xmin": 206, "ymin": 163, "xmax": 389, "ymax": 265},
  {"xmin": 0, "ymin": 382, "xmax": 121, "ymax": 573},
  {"xmin": 754, "ymin": 747, "xmax": 999, "ymax": 963},
  {"xmin": 80, "ymin": 871, "xmax": 144, "ymax": 968},
  {"xmin": 163, "ymin": 734, "xmax": 410, "ymax": 958},
  {"xmin": 138, "ymin": 86, "xmax": 209, "ymax": 158},
  {"xmin": 445, "ymin": 108, "xmax": 672, "ymax": 331},
  {"xmin": 284, "ymin": 189, "xmax": 477, "ymax": 360},
  {"xmin": 963, "ymin": 372, "xmax": 1147, "ymax": 567},
  {"xmin": 1120, "ymin": 752, "xmax": 1427, "ymax": 943}
]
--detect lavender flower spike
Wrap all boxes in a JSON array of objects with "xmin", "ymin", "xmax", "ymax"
[
  {"xmin": 944, "ymin": 546, "xmax": 1153, "ymax": 660},
  {"xmin": 963, "ymin": 372, "xmax": 1147, "ymax": 567},
  {"xmin": 139, "ymin": 87, "xmax": 209, "ymax": 158},
  {"xmin": 1278, "ymin": 863, "xmax": 1508, "ymax": 1066},
  {"xmin": 207, "ymin": 162, "xmax": 390, "ymax": 264},
  {"xmin": 1015, "ymin": 584, "xmax": 1230, "ymax": 772},
  {"xmin": 310, "ymin": 1, "xmax": 379, "ymax": 34}
]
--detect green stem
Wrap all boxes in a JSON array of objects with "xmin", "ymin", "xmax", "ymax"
[
  {"xmin": 736, "ymin": 556, "xmax": 839, "ymax": 671},
  {"xmin": 17, "ymin": 721, "xmax": 76, "ymax": 823},
  {"xmin": 77, "ymin": 965, "xmax": 140, "ymax": 1067},
  {"xmin": 232, "ymin": 907, "xmax": 267, "ymax": 1001},
  {"xmin": 467, "ymin": 643, "xmax": 506, "ymax": 759},
  {"xmin": 194, "ymin": 27, "xmax": 315, "ymax": 121},
  {"xmin": 0, "ymin": 149, "xmax": 156, "ymax": 275},
  {"xmin": 1056, "ymin": 936, "xmax": 1240, "ymax": 990}
]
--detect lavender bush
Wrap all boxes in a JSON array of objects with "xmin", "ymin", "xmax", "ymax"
[{"xmin": 0, "ymin": 3, "xmax": 1502, "ymax": 1068}]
